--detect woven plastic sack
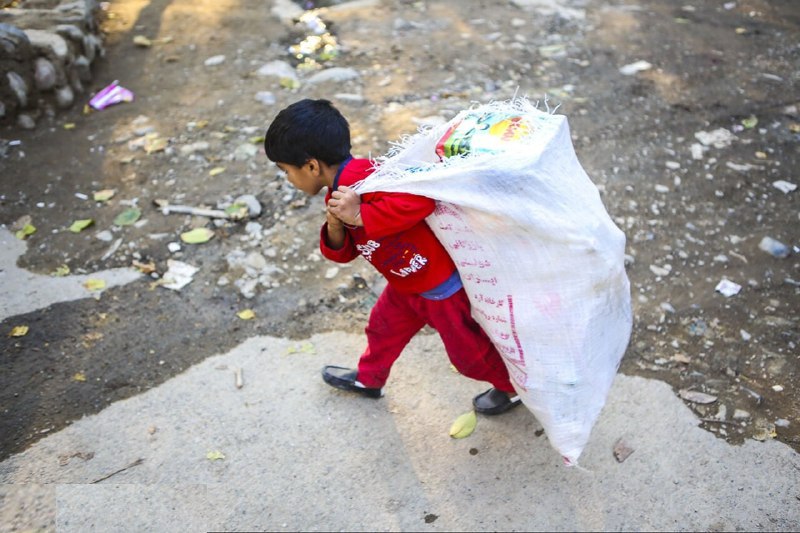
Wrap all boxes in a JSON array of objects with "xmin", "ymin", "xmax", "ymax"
[{"xmin": 355, "ymin": 99, "xmax": 632, "ymax": 465}]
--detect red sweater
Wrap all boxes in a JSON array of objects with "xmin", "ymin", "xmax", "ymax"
[{"xmin": 320, "ymin": 158, "xmax": 456, "ymax": 294}]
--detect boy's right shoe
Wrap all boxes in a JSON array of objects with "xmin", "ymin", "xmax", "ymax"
[
  {"xmin": 322, "ymin": 365, "xmax": 383, "ymax": 398},
  {"xmin": 473, "ymin": 388, "xmax": 522, "ymax": 415}
]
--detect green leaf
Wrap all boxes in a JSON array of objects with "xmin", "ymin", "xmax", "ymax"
[
  {"xmin": 180, "ymin": 227, "xmax": 215, "ymax": 244},
  {"xmin": 114, "ymin": 208, "xmax": 141, "ymax": 226},
  {"xmin": 206, "ymin": 450, "xmax": 225, "ymax": 461},
  {"xmin": 742, "ymin": 115, "xmax": 758, "ymax": 129},
  {"xmin": 224, "ymin": 203, "xmax": 249, "ymax": 220},
  {"xmin": 15, "ymin": 224, "xmax": 36, "ymax": 240},
  {"xmin": 69, "ymin": 219, "xmax": 94, "ymax": 233},
  {"xmin": 449, "ymin": 410, "xmax": 477, "ymax": 439},
  {"xmin": 51, "ymin": 264, "xmax": 70, "ymax": 277}
]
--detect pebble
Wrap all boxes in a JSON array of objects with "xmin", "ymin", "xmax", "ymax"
[
  {"xmin": 775, "ymin": 419, "xmax": 790, "ymax": 428},
  {"xmin": 649, "ymin": 264, "xmax": 671, "ymax": 277},
  {"xmin": 732, "ymin": 409, "xmax": 750, "ymax": 420},
  {"xmin": 95, "ymin": 230, "xmax": 113, "ymax": 242},
  {"xmin": 772, "ymin": 180, "xmax": 796, "ymax": 194},
  {"xmin": 325, "ymin": 267, "xmax": 339, "ymax": 279},
  {"xmin": 235, "ymin": 194, "xmax": 262, "ymax": 217},
  {"xmin": 255, "ymin": 60, "xmax": 297, "ymax": 81},
  {"xmin": 619, "ymin": 60, "xmax": 652, "ymax": 76},
  {"xmin": 167, "ymin": 242, "xmax": 181, "ymax": 253},
  {"xmin": 204, "ymin": 55, "xmax": 226, "ymax": 67},
  {"xmin": 254, "ymin": 91, "xmax": 276, "ymax": 105},
  {"xmin": 306, "ymin": 67, "xmax": 360, "ymax": 85},
  {"xmin": 695, "ymin": 128, "xmax": 736, "ymax": 148}
]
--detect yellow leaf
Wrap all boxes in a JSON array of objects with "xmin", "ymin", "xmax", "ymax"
[
  {"xmin": 145, "ymin": 136, "xmax": 168, "ymax": 154},
  {"xmin": 237, "ymin": 309, "xmax": 256, "ymax": 320},
  {"xmin": 15, "ymin": 224, "xmax": 36, "ymax": 240},
  {"xmin": 133, "ymin": 35, "xmax": 152, "ymax": 47},
  {"xmin": 249, "ymin": 136, "xmax": 265, "ymax": 144},
  {"xmin": 83, "ymin": 279, "xmax": 106, "ymax": 291},
  {"xmin": 195, "ymin": 120, "xmax": 209, "ymax": 129},
  {"xmin": 449, "ymin": 410, "xmax": 477, "ymax": 439},
  {"xmin": 64, "ymin": 123, "xmax": 76, "ymax": 130},
  {"xmin": 209, "ymin": 167, "xmax": 226, "ymax": 177},
  {"xmin": 180, "ymin": 227, "xmax": 215, "ymax": 244},
  {"xmin": 73, "ymin": 372, "xmax": 87, "ymax": 382},
  {"xmin": 9, "ymin": 325, "xmax": 29, "ymax": 337},
  {"xmin": 69, "ymin": 219, "xmax": 94, "ymax": 233},
  {"xmin": 51, "ymin": 264, "xmax": 70, "ymax": 277},
  {"xmin": 206, "ymin": 450, "xmax": 225, "ymax": 461},
  {"xmin": 93, "ymin": 189, "xmax": 115, "ymax": 202}
]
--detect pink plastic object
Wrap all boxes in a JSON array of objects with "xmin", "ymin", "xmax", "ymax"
[{"xmin": 89, "ymin": 80, "xmax": 134, "ymax": 110}]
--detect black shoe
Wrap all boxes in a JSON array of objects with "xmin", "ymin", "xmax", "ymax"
[
  {"xmin": 322, "ymin": 365, "xmax": 383, "ymax": 399},
  {"xmin": 473, "ymin": 388, "xmax": 522, "ymax": 415}
]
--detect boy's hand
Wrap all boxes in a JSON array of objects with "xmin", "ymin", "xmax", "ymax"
[
  {"xmin": 328, "ymin": 186, "xmax": 363, "ymax": 227},
  {"xmin": 325, "ymin": 208, "xmax": 344, "ymax": 229}
]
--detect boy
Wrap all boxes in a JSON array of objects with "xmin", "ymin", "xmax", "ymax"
[{"xmin": 264, "ymin": 98, "xmax": 520, "ymax": 415}]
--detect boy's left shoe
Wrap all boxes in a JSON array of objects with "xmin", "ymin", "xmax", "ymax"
[
  {"xmin": 322, "ymin": 365, "xmax": 384, "ymax": 398},
  {"xmin": 473, "ymin": 388, "xmax": 522, "ymax": 415}
]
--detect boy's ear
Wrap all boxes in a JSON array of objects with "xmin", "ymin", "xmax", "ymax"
[{"xmin": 304, "ymin": 158, "xmax": 321, "ymax": 176}]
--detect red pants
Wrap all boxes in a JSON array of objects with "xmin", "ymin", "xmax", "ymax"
[{"xmin": 356, "ymin": 284, "xmax": 514, "ymax": 393}]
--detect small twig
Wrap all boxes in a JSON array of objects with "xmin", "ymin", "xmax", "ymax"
[
  {"xmin": 234, "ymin": 367, "xmax": 244, "ymax": 389},
  {"xmin": 91, "ymin": 458, "xmax": 144, "ymax": 483},
  {"xmin": 700, "ymin": 418, "xmax": 737, "ymax": 426},
  {"xmin": 153, "ymin": 199, "xmax": 244, "ymax": 220}
]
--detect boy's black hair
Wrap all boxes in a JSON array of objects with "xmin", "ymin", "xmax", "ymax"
[{"xmin": 264, "ymin": 98, "xmax": 351, "ymax": 167}]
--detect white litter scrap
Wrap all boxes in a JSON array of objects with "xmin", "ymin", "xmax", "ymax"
[
  {"xmin": 715, "ymin": 279, "xmax": 742, "ymax": 297},
  {"xmin": 161, "ymin": 259, "xmax": 198, "ymax": 291},
  {"xmin": 619, "ymin": 60, "xmax": 652, "ymax": 75},
  {"xmin": 772, "ymin": 180, "xmax": 797, "ymax": 194},
  {"xmin": 356, "ymin": 98, "xmax": 632, "ymax": 465}
]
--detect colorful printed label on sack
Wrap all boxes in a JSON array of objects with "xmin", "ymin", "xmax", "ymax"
[{"xmin": 435, "ymin": 112, "xmax": 534, "ymax": 159}]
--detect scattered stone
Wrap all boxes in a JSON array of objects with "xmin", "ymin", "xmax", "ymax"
[
  {"xmin": 233, "ymin": 143, "xmax": 259, "ymax": 161},
  {"xmin": 95, "ymin": 230, "xmax": 113, "ymax": 242},
  {"xmin": 306, "ymin": 67, "xmax": 360, "ymax": 85},
  {"xmin": 325, "ymin": 266, "xmax": 340, "ymax": 279},
  {"xmin": 7, "ymin": 71, "xmax": 28, "ymax": 106},
  {"xmin": 180, "ymin": 141, "xmax": 210, "ymax": 156},
  {"xmin": 649, "ymin": 264, "xmax": 671, "ymax": 277},
  {"xmin": 55, "ymin": 84, "xmax": 74, "ymax": 108},
  {"xmin": 167, "ymin": 242, "xmax": 181, "ymax": 253},
  {"xmin": 24, "ymin": 29, "xmax": 69, "ymax": 60},
  {"xmin": 619, "ymin": 60, "xmax": 652, "ymax": 76},
  {"xmin": 234, "ymin": 194, "xmax": 262, "ymax": 217},
  {"xmin": 695, "ymin": 128, "xmax": 736, "ymax": 148},
  {"xmin": 34, "ymin": 57, "xmax": 57, "ymax": 90},
  {"xmin": 256, "ymin": 60, "xmax": 297, "ymax": 81},
  {"xmin": 679, "ymin": 389, "xmax": 717, "ymax": 404},
  {"xmin": 775, "ymin": 419, "xmax": 790, "ymax": 428},
  {"xmin": 254, "ymin": 91, "xmax": 276, "ymax": 105},
  {"xmin": 204, "ymin": 55, "xmax": 226, "ymax": 66},
  {"xmin": 732, "ymin": 409, "xmax": 750, "ymax": 420}
]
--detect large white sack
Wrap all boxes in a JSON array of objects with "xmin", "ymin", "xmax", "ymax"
[{"xmin": 355, "ymin": 99, "xmax": 632, "ymax": 465}]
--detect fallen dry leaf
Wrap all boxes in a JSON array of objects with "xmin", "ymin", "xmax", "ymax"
[
  {"xmin": 206, "ymin": 450, "xmax": 225, "ymax": 461},
  {"xmin": 9, "ymin": 325, "xmax": 29, "ymax": 337},
  {"xmin": 613, "ymin": 438, "xmax": 634, "ymax": 463},
  {"xmin": 449, "ymin": 410, "xmax": 477, "ymax": 439},
  {"xmin": 83, "ymin": 279, "xmax": 107, "ymax": 291},
  {"xmin": 237, "ymin": 309, "xmax": 256, "ymax": 320}
]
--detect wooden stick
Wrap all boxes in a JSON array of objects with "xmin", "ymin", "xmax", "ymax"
[{"xmin": 91, "ymin": 458, "xmax": 144, "ymax": 484}]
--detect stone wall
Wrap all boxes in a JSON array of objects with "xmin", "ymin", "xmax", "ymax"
[{"xmin": 0, "ymin": 0, "xmax": 104, "ymax": 129}]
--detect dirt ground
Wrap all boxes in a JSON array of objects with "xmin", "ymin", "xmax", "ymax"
[{"xmin": 1, "ymin": 0, "xmax": 798, "ymax": 463}]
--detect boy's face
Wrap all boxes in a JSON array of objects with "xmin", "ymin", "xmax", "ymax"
[{"xmin": 276, "ymin": 160, "xmax": 324, "ymax": 196}]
